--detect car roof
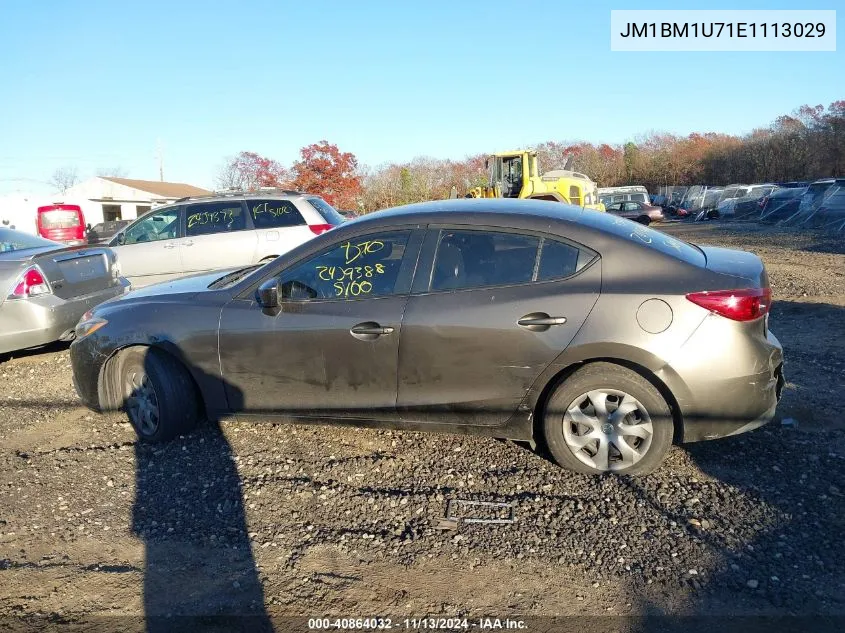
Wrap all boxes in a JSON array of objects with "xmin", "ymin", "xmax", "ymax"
[
  {"xmin": 171, "ymin": 189, "xmax": 318, "ymax": 204},
  {"xmin": 347, "ymin": 198, "xmax": 587, "ymax": 226}
]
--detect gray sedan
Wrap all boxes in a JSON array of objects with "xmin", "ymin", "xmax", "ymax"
[
  {"xmin": 0, "ymin": 229, "xmax": 130, "ymax": 355},
  {"xmin": 70, "ymin": 199, "xmax": 784, "ymax": 475}
]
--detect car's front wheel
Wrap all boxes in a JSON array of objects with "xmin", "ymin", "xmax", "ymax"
[
  {"xmin": 542, "ymin": 363, "xmax": 674, "ymax": 475},
  {"xmin": 110, "ymin": 346, "xmax": 200, "ymax": 442}
]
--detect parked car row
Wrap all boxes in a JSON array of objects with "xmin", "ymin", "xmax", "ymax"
[
  {"xmin": 0, "ymin": 228, "xmax": 130, "ymax": 355},
  {"xmin": 3, "ymin": 191, "xmax": 787, "ymax": 476},
  {"xmin": 1, "ymin": 189, "xmax": 345, "ymax": 355}
]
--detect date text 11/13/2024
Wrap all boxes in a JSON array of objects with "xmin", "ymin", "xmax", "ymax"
[{"xmin": 307, "ymin": 616, "xmax": 527, "ymax": 630}]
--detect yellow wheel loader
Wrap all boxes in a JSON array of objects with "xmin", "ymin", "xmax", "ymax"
[{"xmin": 462, "ymin": 150, "xmax": 605, "ymax": 212}]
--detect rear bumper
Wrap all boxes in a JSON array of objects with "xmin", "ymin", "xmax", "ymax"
[
  {"xmin": 680, "ymin": 361, "xmax": 783, "ymax": 442},
  {"xmin": 0, "ymin": 280, "xmax": 129, "ymax": 355},
  {"xmin": 665, "ymin": 318, "xmax": 784, "ymax": 443}
]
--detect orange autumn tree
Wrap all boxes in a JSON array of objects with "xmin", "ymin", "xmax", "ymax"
[{"xmin": 291, "ymin": 141, "xmax": 362, "ymax": 210}]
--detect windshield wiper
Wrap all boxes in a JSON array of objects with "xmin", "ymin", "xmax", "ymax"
[{"xmin": 208, "ymin": 265, "xmax": 261, "ymax": 289}]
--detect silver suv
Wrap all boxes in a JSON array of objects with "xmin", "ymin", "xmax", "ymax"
[{"xmin": 109, "ymin": 190, "xmax": 346, "ymax": 287}]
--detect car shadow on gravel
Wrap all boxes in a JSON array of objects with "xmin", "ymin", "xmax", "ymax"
[
  {"xmin": 132, "ymin": 355, "xmax": 273, "ymax": 632},
  {"xmin": 624, "ymin": 300, "xmax": 845, "ymax": 630},
  {"xmin": 0, "ymin": 340, "xmax": 70, "ymax": 365}
]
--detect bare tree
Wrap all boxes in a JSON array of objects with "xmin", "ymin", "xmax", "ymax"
[
  {"xmin": 49, "ymin": 166, "xmax": 79, "ymax": 193},
  {"xmin": 96, "ymin": 166, "xmax": 128, "ymax": 178},
  {"xmin": 214, "ymin": 151, "xmax": 291, "ymax": 192}
]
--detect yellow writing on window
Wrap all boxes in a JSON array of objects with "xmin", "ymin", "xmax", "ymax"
[{"xmin": 187, "ymin": 209, "xmax": 236, "ymax": 229}]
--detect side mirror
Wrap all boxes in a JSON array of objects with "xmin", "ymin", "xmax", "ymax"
[
  {"xmin": 257, "ymin": 278, "xmax": 281, "ymax": 315},
  {"xmin": 116, "ymin": 232, "xmax": 126, "ymax": 246}
]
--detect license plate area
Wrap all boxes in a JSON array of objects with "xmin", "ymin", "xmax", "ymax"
[{"xmin": 58, "ymin": 255, "xmax": 107, "ymax": 283}]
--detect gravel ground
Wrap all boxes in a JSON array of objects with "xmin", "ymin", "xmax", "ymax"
[{"xmin": 0, "ymin": 222, "xmax": 844, "ymax": 626}]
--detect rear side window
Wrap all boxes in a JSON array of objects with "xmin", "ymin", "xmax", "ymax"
[
  {"xmin": 247, "ymin": 200, "xmax": 305, "ymax": 229},
  {"xmin": 307, "ymin": 197, "xmax": 346, "ymax": 225},
  {"xmin": 431, "ymin": 230, "xmax": 539, "ymax": 291},
  {"xmin": 186, "ymin": 202, "xmax": 246, "ymax": 236},
  {"xmin": 537, "ymin": 238, "xmax": 595, "ymax": 281}
]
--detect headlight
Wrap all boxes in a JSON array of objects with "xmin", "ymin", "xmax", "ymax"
[{"xmin": 75, "ymin": 312, "xmax": 108, "ymax": 340}]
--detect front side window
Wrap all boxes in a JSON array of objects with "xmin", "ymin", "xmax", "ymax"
[
  {"xmin": 569, "ymin": 185, "xmax": 582, "ymax": 207},
  {"xmin": 247, "ymin": 199, "xmax": 305, "ymax": 229},
  {"xmin": 279, "ymin": 230, "xmax": 411, "ymax": 300},
  {"xmin": 502, "ymin": 157, "xmax": 522, "ymax": 197},
  {"xmin": 186, "ymin": 202, "xmax": 246, "ymax": 236},
  {"xmin": 431, "ymin": 230, "xmax": 539, "ymax": 291},
  {"xmin": 123, "ymin": 208, "xmax": 181, "ymax": 245}
]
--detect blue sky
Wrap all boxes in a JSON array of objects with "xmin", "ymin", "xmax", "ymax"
[{"xmin": 0, "ymin": 0, "xmax": 841, "ymax": 194}]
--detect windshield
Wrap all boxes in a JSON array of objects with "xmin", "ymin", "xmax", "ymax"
[
  {"xmin": 580, "ymin": 211, "xmax": 705, "ymax": 265},
  {"xmin": 40, "ymin": 209, "xmax": 81, "ymax": 229},
  {"xmin": 0, "ymin": 229, "xmax": 57, "ymax": 254}
]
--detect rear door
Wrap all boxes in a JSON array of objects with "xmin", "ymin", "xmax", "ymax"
[
  {"xmin": 244, "ymin": 198, "xmax": 314, "ymax": 260},
  {"xmin": 396, "ymin": 226, "xmax": 601, "ymax": 427},
  {"xmin": 182, "ymin": 201, "xmax": 257, "ymax": 274},
  {"xmin": 112, "ymin": 206, "xmax": 184, "ymax": 286}
]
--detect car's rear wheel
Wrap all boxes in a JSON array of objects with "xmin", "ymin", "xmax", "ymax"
[
  {"xmin": 112, "ymin": 347, "xmax": 199, "ymax": 442},
  {"xmin": 636, "ymin": 216, "xmax": 651, "ymax": 225},
  {"xmin": 542, "ymin": 363, "xmax": 673, "ymax": 475}
]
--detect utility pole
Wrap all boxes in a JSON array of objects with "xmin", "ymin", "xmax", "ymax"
[{"xmin": 155, "ymin": 139, "xmax": 164, "ymax": 181}]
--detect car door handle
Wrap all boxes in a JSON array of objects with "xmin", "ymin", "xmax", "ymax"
[
  {"xmin": 182, "ymin": 240, "xmax": 194, "ymax": 247},
  {"xmin": 517, "ymin": 313, "xmax": 567, "ymax": 332},
  {"xmin": 163, "ymin": 243, "xmax": 179, "ymax": 249},
  {"xmin": 350, "ymin": 322, "xmax": 394, "ymax": 340}
]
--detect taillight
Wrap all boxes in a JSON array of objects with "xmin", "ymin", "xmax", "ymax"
[
  {"xmin": 686, "ymin": 287, "xmax": 771, "ymax": 322},
  {"xmin": 9, "ymin": 266, "xmax": 51, "ymax": 299},
  {"xmin": 308, "ymin": 223, "xmax": 333, "ymax": 235}
]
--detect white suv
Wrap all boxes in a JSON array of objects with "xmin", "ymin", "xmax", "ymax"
[{"xmin": 109, "ymin": 191, "xmax": 346, "ymax": 287}]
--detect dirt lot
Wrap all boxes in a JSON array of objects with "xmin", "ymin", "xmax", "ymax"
[{"xmin": 1, "ymin": 222, "xmax": 844, "ymax": 630}]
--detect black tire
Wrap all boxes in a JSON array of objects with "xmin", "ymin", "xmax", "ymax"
[
  {"xmin": 636, "ymin": 216, "xmax": 651, "ymax": 225},
  {"xmin": 542, "ymin": 362, "xmax": 674, "ymax": 476},
  {"xmin": 111, "ymin": 346, "xmax": 200, "ymax": 443}
]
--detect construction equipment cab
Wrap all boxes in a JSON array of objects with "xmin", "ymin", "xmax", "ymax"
[{"xmin": 468, "ymin": 150, "xmax": 605, "ymax": 211}]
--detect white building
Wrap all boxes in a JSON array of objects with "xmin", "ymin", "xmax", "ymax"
[
  {"xmin": 62, "ymin": 177, "xmax": 212, "ymax": 224},
  {"xmin": 1, "ymin": 177, "xmax": 212, "ymax": 235}
]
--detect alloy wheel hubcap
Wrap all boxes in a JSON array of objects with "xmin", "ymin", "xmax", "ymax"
[
  {"xmin": 562, "ymin": 389, "xmax": 654, "ymax": 471},
  {"xmin": 125, "ymin": 370, "xmax": 159, "ymax": 436}
]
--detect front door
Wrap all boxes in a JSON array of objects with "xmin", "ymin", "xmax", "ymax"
[
  {"xmin": 397, "ymin": 227, "xmax": 601, "ymax": 427},
  {"xmin": 218, "ymin": 228, "xmax": 422, "ymax": 418},
  {"xmin": 112, "ymin": 206, "xmax": 183, "ymax": 287}
]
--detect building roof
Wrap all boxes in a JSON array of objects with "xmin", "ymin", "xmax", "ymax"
[{"xmin": 101, "ymin": 177, "xmax": 212, "ymax": 198}]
